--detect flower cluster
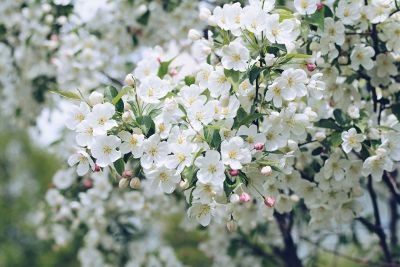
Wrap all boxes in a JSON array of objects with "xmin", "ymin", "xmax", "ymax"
[{"xmin": 45, "ymin": 0, "xmax": 400, "ymax": 265}]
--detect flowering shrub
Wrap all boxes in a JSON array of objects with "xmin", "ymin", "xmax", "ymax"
[{"xmin": 47, "ymin": 0, "xmax": 400, "ymax": 266}]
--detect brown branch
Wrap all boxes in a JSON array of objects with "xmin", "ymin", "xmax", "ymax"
[
  {"xmin": 360, "ymin": 176, "xmax": 393, "ymax": 263},
  {"xmin": 274, "ymin": 212, "xmax": 303, "ymax": 267},
  {"xmin": 383, "ymin": 171, "xmax": 400, "ymax": 205}
]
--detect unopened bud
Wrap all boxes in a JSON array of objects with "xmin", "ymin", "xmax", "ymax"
[
  {"xmin": 239, "ymin": 192, "xmax": 251, "ymax": 203},
  {"xmin": 169, "ymin": 69, "xmax": 178, "ymax": 76},
  {"xmin": 83, "ymin": 179, "xmax": 93, "ymax": 189},
  {"xmin": 230, "ymin": 193, "xmax": 240, "ymax": 203},
  {"xmin": 338, "ymin": 56, "xmax": 348, "ymax": 65},
  {"xmin": 316, "ymin": 3, "xmax": 324, "ymax": 11},
  {"xmin": 306, "ymin": 63, "xmax": 317, "ymax": 72},
  {"xmin": 261, "ymin": 166, "xmax": 273, "ymax": 176},
  {"xmin": 226, "ymin": 220, "xmax": 237, "ymax": 232},
  {"xmin": 315, "ymin": 131, "xmax": 326, "ymax": 141},
  {"xmin": 199, "ymin": 7, "xmax": 211, "ymax": 21},
  {"xmin": 229, "ymin": 169, "xmax": 239, "ymax": 176},
  {"xmin": 180, "ymin": 179, "xmax": 189, "ymax": 189},
  {"xmin": 89, "ymin": 91, "xmax": 104, "ymax": 106},
  {"xmin": 188, "ymin": 29, "xmax": 202, "ymax": 41},
  {"xmin": 124, "ymin": 74, "xmax": 136, "ymax": 87},
  {"xmin": 254, "ymin": 143, "xmax": 264, "ymax": 151},
  {"xmin": 264, "ymin": 196, "xmax": 275, "ymax": 207},
  {"xmin": 202, "ymin": 46, "xmax": 212, "ymax": 55},
  {"xmin": 122, "ymin": 170, "xmax": 133, "ymax": 178},
  {"xmin": 122, "ymin": 110, "xmax": 134, "ymax": 121},
  {"xmin": 119, "ymin": 178, "xmax": 129, "ymax": 189},
  {"xmin": 129, "ymin": 177, "xmax": 141, "ymax": 189},
  {"xmin": 94, "ymin": 164, "xmax": 101, "ymax": 172}
]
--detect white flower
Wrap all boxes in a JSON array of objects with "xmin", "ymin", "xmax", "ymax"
[
  {"xmin": 140, "ymin": 134, "xmax": 169, "ymax": 169},
  {"xmin": 264, "ymin": 14, "xmax": 298, "ymax": 48},
  {"xmin": 192, "ymin": 182, "xmax": 222, "ymax": 204},
  {"xmin": 341, "ymin": 128, "xmax": 365, "ymax": 153},
  {"xmin": 221, "ymin": 136, "xmax": 251, "ymax": 169},
  {"xmin": 350, "ymin": 44, "xmax": 375, "ymax": 70},
  {"xmin": 194, "ymin": 150, "xmax": 225, "ymax": 185},
  {"xmin": 196, "ymin": 63, "xmax": 214, "ymax": 90},
  {"xmin": 90, "ymin": 135, "xmax": 121, "ymax": 167},
  {"xmin": 381, "ymin": 132, "xmax": 400, "ymax": 161},
  {"xmin": 165, "ymin": 144, "xmax": 195, "ymax": 173},
  {"xmin": 208, "ymin": 66, "xmax": 231, "ymax": 97},
  {"xmin": 294, "ymin": 0, "xmax": 317, "ymax": 15},
  {"xmin": 188, "ymin": 201, "xmax": 215, "ymax": 226},
  {"xmin": 86, "ymin": 103, "xmax": 117, "ymax": 135},
  {"xmin": 241, "ymin": 6, "xmax": 268, "ymax": 35},
  {"xmin": 137, "ymin": 75, "xmax": 170, "ymax": 104},
  {"xmin": 280, "ymin": 68, "xmax": 308, "ymax": 97},
  {"xmin": 76, "ymin": 121, "xmax": 96, "ymax": 147},
  {"xmin": 68, "ymin": 150, "xmax": 95, "ymax": 176},
  {"xmin": 88, "ymin": 92, "xmax": 104, "ymax": 106},
  {"xmin": 336, "ymin": 1, "xmax": 361, "ymax": 25},
  {"xmin": 323, "ymin": 152, "xmax": 350, "ymax": 181},
  {"xmin": 221, "ymin": 42, "xmax": 250, "ymax": 71},
  {"xmin": 65, "ymin": 102, "xmax": 91, "ymax": 130},
  {"xmin": 53, "ymin": 169, "xmax": 76, "ymax": 190},
  {"xmin": 375, "ymin": 53, "xmax": 397, "ymax": 78},
  {"xmin": 362, "ymin": 148, "xmax": 394, "ymax": 181},
  {"xmin": 237, "ymin": 124, "xmax": 266, "ymax": 149},
  {"xmin": 133, "ymin": 58, "xmax": 160, "ymax": 80},
  {"xmin": 118, "ymin": 130, "xmax": 145, "ymax": 158},
  {"xmin": 322, "ymin": 18, "xmax": 345, "ymax": 45},
  {"xmin": 265, "ymin": 77, "xmax": 297, "ymax": 107},
  {"xmin": 187, "ymin": 101, "xmax": 215, "ymax": 131},
  {"xmin": 179, "ymin": 84, "xmax": 206, "ymax": 108},
  {"xmin": 145, "ymin": 165, "xmax": 181, "ymax": 193}
]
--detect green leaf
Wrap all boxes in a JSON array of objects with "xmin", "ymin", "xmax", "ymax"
[
  {"xmin": 304, "ymin": 9, "xmax": 325, "ymax": 30},
  {"xmin": 314, "ymin": 118, "xmax": 341, "ymax": 130},
  {"xmin": 157, "ymin": 59, "xmax": 174, "ymax": 79},
  {"xmin": 330, "ymin": 131, "xmax": 343, "ymax": 147},
  {"xmin": 311, "ymin": 147, "xmax": 323, "ymax": 156},
  {"xmin": 211, "ymin": 130, "xmax": 222, "ymax": 149},
  {"xmin": 112, "ymin": 86, "xmax": 131, "ymax": 105},
  {"xmin": 114, "ymin": 158, "xmax": 125, "ymax": 176},
  {"xmin": 285, "ymin": 53, "xmax": 312, "ymax": 59},
  {"xmin": 223, "ymin": 176, "xmax": 240, "ymax": 197},
  {"xmin": 224, "ymin": 69, "xmax": 240, "ymax": 83},
  {"xmin": 136, "ymin": 115, "xmax": 155, "ymax": 136},
  {"xmin": 333, "ymin": 109, "xmax": 350, "ymax": 126},
  {"xmin": 248, "ymin": 65, "xmax": 263, "ymax": 85},
  {"xmin": 392, "ymin": 103, "xmax": 400, "ymax": 121},
  {"xmin": 137, "ymin": 10, "xmax": 150, "ymax": 25},
  {"xmin": 184, "ymin": 75, "xmax": 196, "ymax": 86},
  {"xmin": 238, "ymin": 113, "xmax": 264, "ymax": 127},
  {"xmin": 50, "ymin": 90, "xmax": 81, "ymax": 100},
  {"xmin": 105, "ymin": 86, "xmax": 124, "ymax": 112}
]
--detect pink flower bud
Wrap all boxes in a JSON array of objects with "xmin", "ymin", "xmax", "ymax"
[
  {"xmin": 83, "ymin": 179, "xmax": 93, "ymax": 189},
  {"xmin": 169, "ymin": 69, "xmax": 178, "ymax": 76},
  {"xmin": 264, "ymin": 196, "xmax": 275, "ymax": 208},
  {"xmin": 261, "ymin": 166, "xmax": 273, "ymax": 176},
  {"xmin": 122, "ymin": 170, "xmax": 133, "ymax": 178},
  {"xmin": 229, "ymin": 169, "xmax": 239, "ymax": 176},
  {"xmin": 156, "ymin": 56, "xmax": 161, "ymax": 63},
  {"xmin": 94, "ymin": 164, "xmax": 101, "ymax": 172},
  {"xmin": 254, "ymin": 143, "xmax": 264, "ymax": 151},
  {"xmin": 316, "ymin": 3, "xmax": 324, "ymax": 11},
  {"xmin": 239, "ymin": 192, "xmax": 251, "ymax": 203},
  {"xmin": 306, "ymin": 63, "xmax": 317, "ymax": 72}
]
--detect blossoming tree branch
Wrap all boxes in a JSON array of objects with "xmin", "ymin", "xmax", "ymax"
[{"xmin": 47, "ymin": 0, "xmax": 400, "ymax": 266}]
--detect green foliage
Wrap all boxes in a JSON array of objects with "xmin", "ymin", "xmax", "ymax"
[
  {"xmin": 105, "ymin": 85, "xmax": 124, "ymax": 112},
  {"xmin": 0, "ymin": 122, "xmax": 78, "ymax": 267}
]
